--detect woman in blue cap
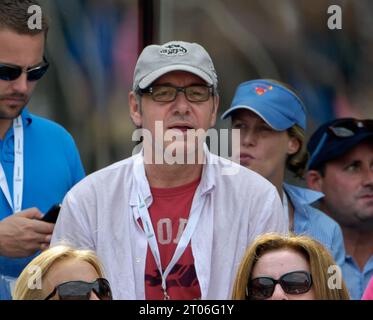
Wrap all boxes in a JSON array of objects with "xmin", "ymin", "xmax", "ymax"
[{"xmin": 221, "ymin": 79, "xmax": 345, "ymax": 267}]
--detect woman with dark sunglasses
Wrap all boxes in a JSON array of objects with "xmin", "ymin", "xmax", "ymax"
[
  {"xmin": 231, "ymin": 233, "xmax": 350, "ymax": 300},
  {"xmin": 12, "ymin": 245, "xmax": 112, "ymax": 300}
]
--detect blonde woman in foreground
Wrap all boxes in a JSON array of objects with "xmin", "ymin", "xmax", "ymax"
[
  {"xmin": 13, "ymin": 245, "xmax": 112, "ymax": 300},
  {"xmin": 232, "ymin": 233, "xmax": 350, "ymax": 300}
]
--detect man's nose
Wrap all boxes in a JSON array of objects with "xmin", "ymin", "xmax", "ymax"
[
  {"xmin": 172, "ymin": 91, "xmax": 192, "ymax": 115},
  {"xmin": 362, "ymin": 166, "xmax": 373, "ymax": 187},
  {"xmin": 10, "ymin": 73, "xmax": 29, "ymax": 94}
]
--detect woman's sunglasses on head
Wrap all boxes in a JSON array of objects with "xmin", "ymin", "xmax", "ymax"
[
  {"xmin": 246, "ymin": 270, "xmax": 313, "ymax": 300},
  {"xmin": 44, "ymin": 278, "xmax": 113, "ymax": 300},
  {"xmin": 0, "ymin": 57, "xmax": 49, "ymax": 82}
]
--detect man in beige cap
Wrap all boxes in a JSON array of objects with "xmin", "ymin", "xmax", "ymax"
[{"xmin": 52, "ymin": 41, "xmax": 286, "ymax": 300}]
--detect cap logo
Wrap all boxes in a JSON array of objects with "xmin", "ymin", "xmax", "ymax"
[
  {"xmin": 159, "ymin": 44, "xmax": 187, "ymax": 56},
  {"xmin": 255, "ymin": 85, "xmax": 273, "ymax": 96}
]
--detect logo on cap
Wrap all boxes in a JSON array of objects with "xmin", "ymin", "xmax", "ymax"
[
  {"xmin": 159, "ymin": 44, "xmax": 187, "ymax": 56},
  {"xmin": 255, "ymin": 85, "xmax": 273, "ymax": 96}
]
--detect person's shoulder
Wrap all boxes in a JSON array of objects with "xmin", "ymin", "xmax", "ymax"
[
  {"xmin": 92, "ymin": 155, "xmax": 137, "ymax": 177},
  {"xmin": 308, "ymin": 205, "xmax": 341, "ymax": 230},
  {"xmin": 208, "ymin": 153, "xmax": 276, "ymax": 192},
  {"xmin": 284, "ymin": 184, "xmax": 323, "ymax": 200},
  {"xmin": 289, "ymin": 185, "xmax": 341, "ymax": 229},
  {"xmin": 70, "ymin": 153, "xmax": 138, "ymax": 190},
  {"xmin": 29, "ymin": 113, "xmax": 69, "ymax": 132},
  {"xmin": 28, "ymin": 113, "xmax": 76, "ymax": 142}
]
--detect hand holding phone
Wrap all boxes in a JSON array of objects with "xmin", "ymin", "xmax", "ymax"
[{"xmin": 42, "ymin": 204, "xmax": 61, "ymax": 223}]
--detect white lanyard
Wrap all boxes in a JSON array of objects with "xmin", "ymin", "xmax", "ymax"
[
  {"xmin": 137, "ymin": 188, "xmax": 203, "ymax": 300},
  {"xmin": 282, "ymin": 191, "xmax": 289, "ymax": 230},
  {"xmin": 0, "ymin": 116, "xmax": 24, "ymax": 213}
]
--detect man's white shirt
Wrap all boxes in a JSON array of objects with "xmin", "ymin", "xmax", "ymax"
[{"xmin": 51, "ymin": 149, "xmax": 287, "ymax": 299}]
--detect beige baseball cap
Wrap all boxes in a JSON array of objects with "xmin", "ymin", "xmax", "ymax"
[{"xmin": 132, "ymin": 41, "xmax": 218, "ymax": 91}]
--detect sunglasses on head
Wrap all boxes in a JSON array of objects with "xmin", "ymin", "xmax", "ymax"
[
  {"xmin": 0, "ymin": 57, "xmax": 49, "ymax": 82},
  {"xmin": 327, "ymin": 119, "xmax": 373, "ymax": 137},
  {"xmin": 308, "ymin": 119, "xmax": 373, "ymax": 169},
  {"xmin": 44, "ymin": 278, "xmax": 113, "ymax": 300},
  {"xmin": 247, "ymin": 270, "xmax": 313, "ymax": 300}
]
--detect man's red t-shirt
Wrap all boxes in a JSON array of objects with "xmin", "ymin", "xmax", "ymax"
[{"xmin": 144, "ymin": 179, "xmax": 202, "ymax": 300}]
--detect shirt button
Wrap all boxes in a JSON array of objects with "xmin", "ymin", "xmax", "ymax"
[{"xmin": 136, "ymin": 258, "xmax": 141, "ymax": 263}]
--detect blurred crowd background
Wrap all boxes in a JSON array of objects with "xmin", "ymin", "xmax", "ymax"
[{"xmin": 32, "ymin": 0, "xmax": 373, "ymax": 174}]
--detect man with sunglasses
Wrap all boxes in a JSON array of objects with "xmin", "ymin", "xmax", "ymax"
[
  {"xmin": 306, "ymin": 118, "xmax": 373, "ymax": 299},
  {"xmin": 0, "ymin": 1, "xmax": 85, "ymax": 299},
  {"xmin": 52, "ymin": 40, "xmax": 286, "ymax": 300}
]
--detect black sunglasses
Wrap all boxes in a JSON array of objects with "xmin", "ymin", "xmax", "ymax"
[
  {"xmin": 247, "ymin": 270, "xmax": 313, "ymax": 300},
  {"xmin": 44, "ymin": 278, "xmax": 113, "ymax": 300},
  {"xmin": 308, "ymin": 119, "xmax": 373, "ymax": 169},
  {"xmin": 0, "ymin": 57, "xmax": 49, "ymax": 82},
  {"xmin": 326, "ymin": 118, "xmax": 373, "ymax": 137}
]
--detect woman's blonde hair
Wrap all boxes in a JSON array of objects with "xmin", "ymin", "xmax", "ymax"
[
  {"xmin": 286, "ymin": 124, "xmax": 309, "ymax": 178},
  {"xmin": 231, "ymin": 233, "xmax": 350, "ymax": 300},
  {"xmin": 13, "ymin": 244, "xmax": 105, "ymax": 300},
  {"xmin": 263, "ymin": 79, "xmax": 309, "ymax": 178}
]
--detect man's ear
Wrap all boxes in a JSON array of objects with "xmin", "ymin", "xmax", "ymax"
[
  {"xmin": 305, "ymin": 170, "xmax": 323, "ymax": 192},
  {"xmin": 209, "ymin": 94, "xmax": 220, "ymax": 127},
  {"xmin": 129, "ymin": 91, "xmax": 142, "ymax": 127}
]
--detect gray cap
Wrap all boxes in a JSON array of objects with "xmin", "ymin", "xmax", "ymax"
[{"xmin": 132, "ymin": 41, "xmax": 218, "ymax": 91}]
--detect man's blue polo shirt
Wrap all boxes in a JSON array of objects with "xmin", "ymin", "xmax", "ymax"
[{"xmin": 0, "ymin": 108, "xmax": 85, "ymax": 279}]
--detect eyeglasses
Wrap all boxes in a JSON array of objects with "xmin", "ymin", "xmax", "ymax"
[
  {"xmin": 308, "ymin": 119, "xmax": 373, "ymax": 169},
  {"xmin": 247, "ymin": 271, "xmax": 313, "ymax": 300},
  {"xmin": 44, "ymin": 278, "xmax": 113, "ymax": 300},
  {"xmin": 0, "ymin": 57, "xmax": 49, "ymax": 82},
  {"xmin": 138, "ymin": 85, "xmax": 214, "ymax": 102}
]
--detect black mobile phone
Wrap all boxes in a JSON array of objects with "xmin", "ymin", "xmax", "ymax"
[{"xmin": 42, "ymin": 204, "xmax": 61, "ymax": 223}]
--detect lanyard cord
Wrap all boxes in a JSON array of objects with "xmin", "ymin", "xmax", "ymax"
[
  {"xmin": 0, "ymin": 116, "xmax": 24, "ymax": 213},
  {"xmin": 137, "ymin": 188, "xmax": 203, "ymax": 299},
  {"xmin": 283, "ymin": 191, "xmax": 289, "ymax": 231}
]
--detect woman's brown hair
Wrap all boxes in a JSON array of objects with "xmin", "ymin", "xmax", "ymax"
[{"xmin": 231, "ymin": 233, "xmax": 350, "ymax": 300}]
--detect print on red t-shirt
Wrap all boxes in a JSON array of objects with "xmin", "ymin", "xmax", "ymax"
[{"xmin": 144, "ymin": 178, "xmax": 202, "ymax": 300}]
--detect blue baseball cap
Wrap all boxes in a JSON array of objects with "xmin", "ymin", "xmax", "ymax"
[
  {"xmin": 307, "ymin": 118, "xmax": 373, "ymax": 170},
  {"xmin": 221, "ymin": 79, "xmax": 307, "ymax": 131}
]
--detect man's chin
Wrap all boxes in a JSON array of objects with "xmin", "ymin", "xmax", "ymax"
[
  {"xmin": 357, "ymin": 211, "xmax": 373, "ymax": 222},
  {"xmin": 159, "ymin": 141, "xmax": 203, "ymax": 165},
  {"xmin": 0, "ymin": 105, "xmax": 25, "ymax": 120},
  {"xmin": 348, "ymin": 210, "xmax": 373, "ymax": 230}
]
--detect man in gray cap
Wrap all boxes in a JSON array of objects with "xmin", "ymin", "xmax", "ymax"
[{"xmin": 52, "ymin": 41, "xmax": 286, "ymax": 300}]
